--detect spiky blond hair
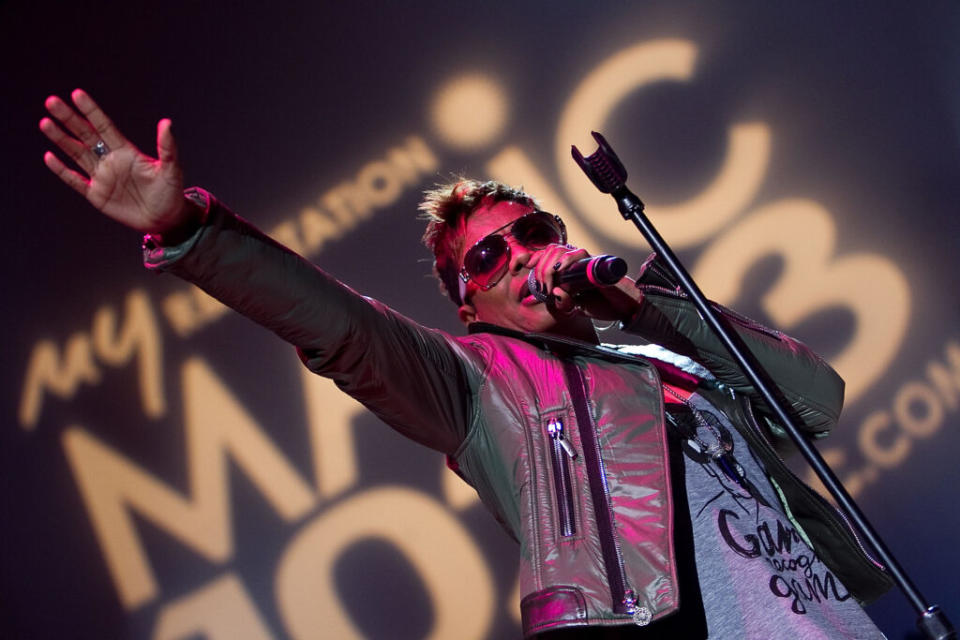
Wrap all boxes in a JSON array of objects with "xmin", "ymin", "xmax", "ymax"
[{"xmin": 419, "ymin": 178, "xmax": 536, "ymax": 306}]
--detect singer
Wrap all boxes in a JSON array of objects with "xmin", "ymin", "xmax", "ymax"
[{"xmin": 40, "ymin": 90, "xmax": 890, "ymax": 638}]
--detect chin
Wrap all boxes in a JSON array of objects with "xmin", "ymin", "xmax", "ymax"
[
  {"xmin": 518, "ymin": 309, "xmax": 576, "ymax": 335},
  {"xmin": 545, "ymin": 312, "xmax": 599, "ymax": 342}
]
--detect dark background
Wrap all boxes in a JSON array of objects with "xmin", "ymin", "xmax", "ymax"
[{"xmin": 2, "ymin": 1, "xmax": 959, "ymax": 638}]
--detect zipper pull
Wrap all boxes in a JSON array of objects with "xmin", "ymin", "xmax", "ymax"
[
  {"xmin": 622, "ymin": 590, "xmax": 652, "ymax": 626},
  {"xmin": 547, "ymin": 420, "xmax": 577, "ymax": 459}
]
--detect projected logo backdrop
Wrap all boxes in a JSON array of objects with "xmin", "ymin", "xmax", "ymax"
[{"xmin": 4, "ymin": 3, "xmax": 959, "ymax": 639}]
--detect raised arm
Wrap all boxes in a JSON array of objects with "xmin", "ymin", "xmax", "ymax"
[
  {"xmin": 41, "ymin": 90, "xmax": 474, "ymax": 455},
  {"xmin": 143, "ymin": 192, "xmax": 473, "ymax": 453}
]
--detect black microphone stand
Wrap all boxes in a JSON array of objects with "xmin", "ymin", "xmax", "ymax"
[{"xmin": 572, "ymin": 131, "xmax": 955, "ymax": 640}]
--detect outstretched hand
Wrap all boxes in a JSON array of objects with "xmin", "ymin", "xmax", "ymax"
[{"xmin": 40, "ymin": 89, "xmax": 194, "ymax": 235}]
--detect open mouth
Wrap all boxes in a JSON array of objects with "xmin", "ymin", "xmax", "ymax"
[{"xmin": 520, "ymin": 283, "xmax": 540, "ymax": 304}]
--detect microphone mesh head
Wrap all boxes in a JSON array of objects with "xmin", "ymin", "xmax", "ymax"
[{"xmin": 527, "ymin": 270, "xmax": 550, "ymax": 302}]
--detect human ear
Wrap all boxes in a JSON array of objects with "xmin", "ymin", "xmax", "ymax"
[{"xmin": 458, "ymin": 302, "xmax": 477, "ymax": 326}]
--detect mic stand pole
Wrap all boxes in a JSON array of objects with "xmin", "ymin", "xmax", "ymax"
[{"xmin": 572, "ymin": 131, "xmax": 955, "ymax": 640}]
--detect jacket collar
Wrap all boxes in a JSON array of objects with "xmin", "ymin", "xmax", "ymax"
[
  {"xmin": 467, "ymin": 322, "xmax": 712, "ymax": 389},
  {"xmin": 468, "ymin": 321, "xmax": 636, "ymax": 363}
]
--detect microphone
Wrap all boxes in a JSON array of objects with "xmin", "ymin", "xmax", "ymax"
[{"xmin": 528, "ymin": 255, "xmax": 628, "ymax": 302}]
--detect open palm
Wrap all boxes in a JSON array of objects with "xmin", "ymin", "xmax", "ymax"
[{"xmin": 40, "ymin": 89, "xmax": 188, "ymax": 234}]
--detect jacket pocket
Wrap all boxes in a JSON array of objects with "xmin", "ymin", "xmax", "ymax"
[{"xmin": 545, "ymin": 417, "xmax": 577, "ymax": 537}]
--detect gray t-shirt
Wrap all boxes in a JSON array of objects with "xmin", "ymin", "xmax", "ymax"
[{"xmin": 674, "ymin": 391, "xmax": 885, "ymax": 639}]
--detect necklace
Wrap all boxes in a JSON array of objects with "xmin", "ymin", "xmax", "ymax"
[
  {"xmin": 663, "ymin": 385, "xmax": 731, "ymax": 460},
  {"xmin": 663, "ymin": 386, "xmax": 771, "ymax": 507}
]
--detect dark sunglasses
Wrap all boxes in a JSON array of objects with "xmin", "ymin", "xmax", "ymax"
[{"xmin": 458, "ymin": 210, "xmax": 567, "ymax": 294}]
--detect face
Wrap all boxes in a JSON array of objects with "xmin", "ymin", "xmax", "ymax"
[{"xmin": 456, "ymin": 199, "xmax": 592, "ymax": 338}]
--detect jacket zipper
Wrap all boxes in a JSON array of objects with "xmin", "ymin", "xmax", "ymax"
[
  {"xmin": 562, "ymin": 360, "xmax": 641, "ymax": 619},
  {"xmin": 546, "ymin": 419, "xmax": 577, "ymax": 537},
  {"xmin": 739, "ymin": 393, "xmax": 886, "ymax": 570}
]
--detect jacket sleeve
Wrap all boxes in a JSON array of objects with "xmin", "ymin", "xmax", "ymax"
[
  {"xmin": 143, "ymin": 188, "xmax": 472, "ymax": 454},
  {"xmin": 622, "ymin": 253, "xmax": 844, "ymax": 439}
]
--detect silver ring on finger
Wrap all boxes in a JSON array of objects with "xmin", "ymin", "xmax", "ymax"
[{"xmin": 93, "ymin": 139, "xmax": 110, "ymax": 158}]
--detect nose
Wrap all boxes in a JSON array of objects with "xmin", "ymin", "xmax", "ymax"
[{"xmin": 507, "ymin": 236, "xmax": 533, "ymax": 275}]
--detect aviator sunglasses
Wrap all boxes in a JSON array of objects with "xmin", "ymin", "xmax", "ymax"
[{"xmin": 458, "ymin": 210, "xmax": 567, "ymax": 294}]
